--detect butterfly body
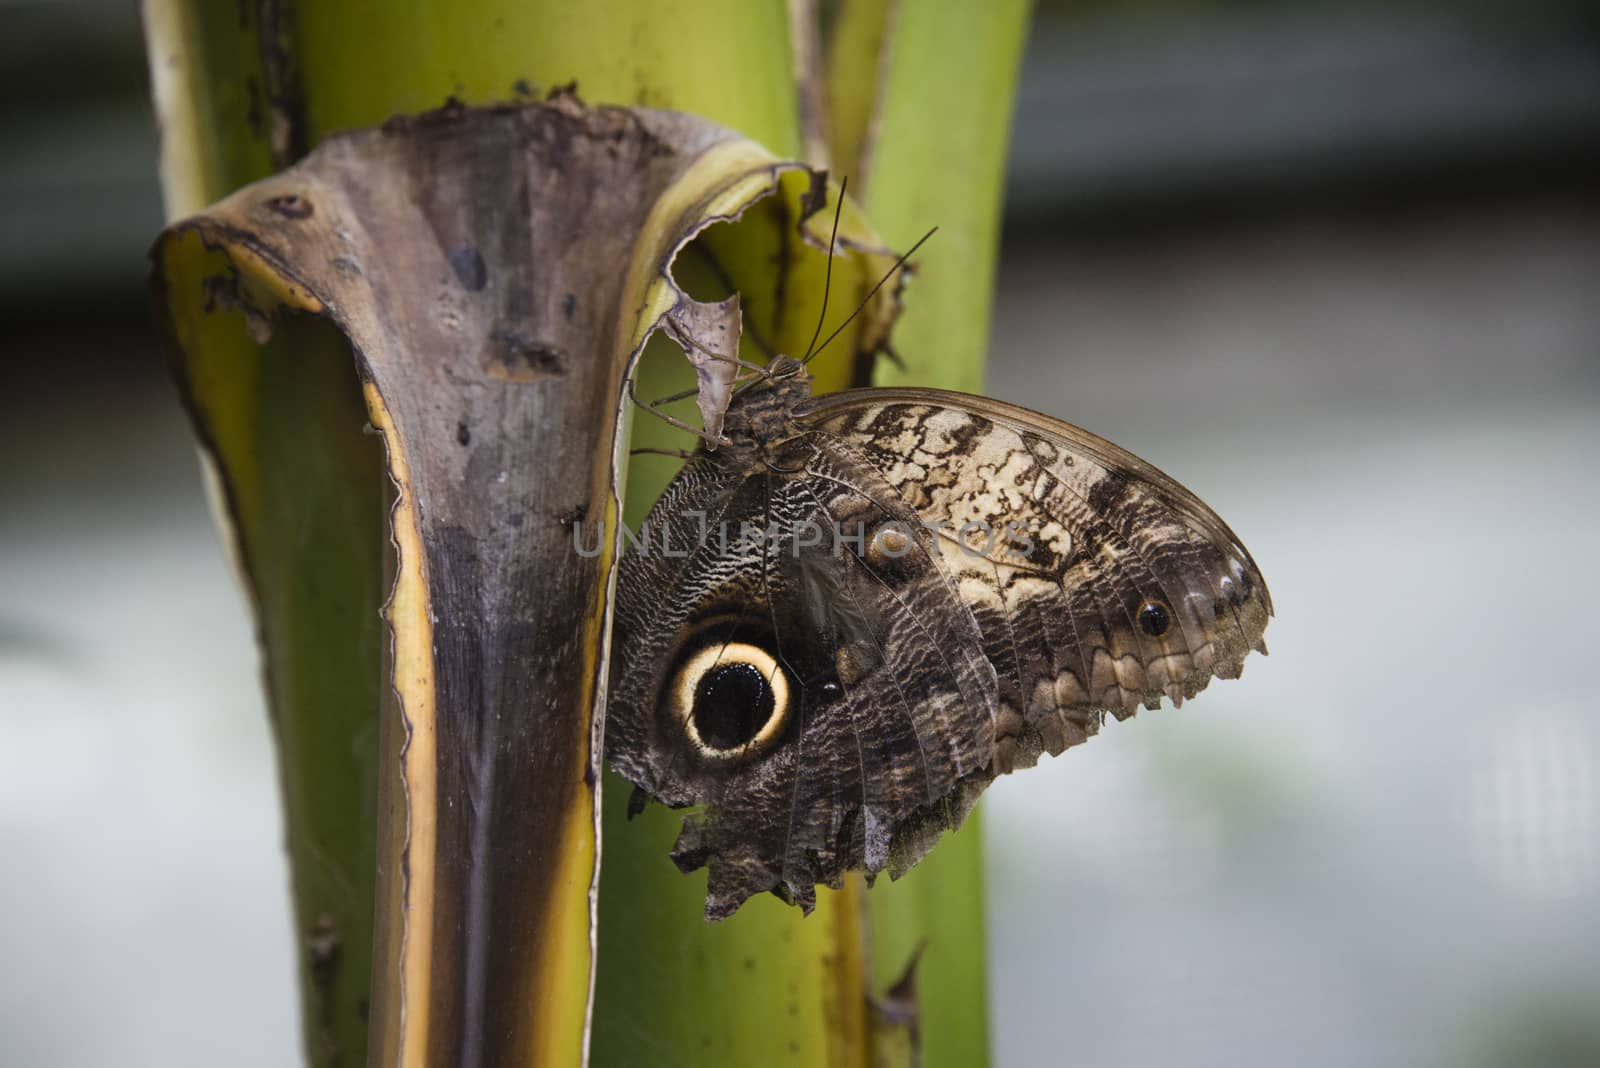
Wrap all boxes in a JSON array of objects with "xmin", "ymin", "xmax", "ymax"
[{"xmin": 607, "ymin": 357, "xmax": 1271, "ymax": 919}]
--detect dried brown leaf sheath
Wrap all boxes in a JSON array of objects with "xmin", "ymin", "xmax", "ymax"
[{"xmin": 151, "ymin": 97, "xmax": 846, "ymax": 1066}]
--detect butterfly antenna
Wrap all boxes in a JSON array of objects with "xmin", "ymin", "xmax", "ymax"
[
  {"xmin": 799, "ymin": 175, "xmax": 847, "ymax": 364},
  {"xmin": 804, "ymin": 225, "xmax": 937, "ymax": 366}
]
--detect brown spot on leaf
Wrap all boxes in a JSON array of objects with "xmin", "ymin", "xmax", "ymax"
[
  {"xmin": 448, "ymin": 246, "xmax": 488, "ymax": 291},
  {"xmin": 201, "ymin": 270, "xmax": 274, "ymax": 343},
  {"xmin": 243, "ymin": 75, "xmax": 264, "ymax": 140},
  {"xmin": 257, "ymin": 0, "xmax": 306, "ymax": 168},
  {"xmin": 308, "ymin": 912, "xmax": 340, "ymax": 972},
  {"xmin": 306, "ymin": 912, "xmax": 341, "ymax": 1062},
  {"xmin": 483, "ymin": 328, "xmax": 566, "ymax": 381},
  {"xmin": 265, "ymin": 193, "xmax": 313, "ymax": 219}
]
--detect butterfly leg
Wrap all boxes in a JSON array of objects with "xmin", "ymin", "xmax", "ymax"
[
  {"xmin": 629, "ymin": 446, "xmax": 695, "ymax": 459},
  {"xmin": 644, "ymin": 377, "xmax": 762, "ymax": 410},
  {"xmin": 625, "ymin": 370, "xmax": 730, "ymax": 448}
]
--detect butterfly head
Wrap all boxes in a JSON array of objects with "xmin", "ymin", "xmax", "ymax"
[
  {"xmin": 766, "ymin": 354, "xmax": 807, "ymax": 380},
  {"xmin": 719, "ymin": 356, "xmax": 814, "ymax": 448}
]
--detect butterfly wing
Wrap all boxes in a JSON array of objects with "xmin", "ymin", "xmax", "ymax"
[
  {"xmin": 802, "ymin": 387, "xmax": 1272, "ymax": 775},
  {"xmin": 606, "ymin": 433, "xmax": 999, "ymax": 919}
]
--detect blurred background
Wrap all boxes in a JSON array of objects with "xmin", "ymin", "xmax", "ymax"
[{"xmin": 2, "ymin": 1, "xmax": 1597, "ymax": 1065}]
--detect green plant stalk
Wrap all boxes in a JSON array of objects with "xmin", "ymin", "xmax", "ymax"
[
  {"xmin": 839, "ymin": 8, "xmax": 1036, "ymax": 1065},
  {"xmin": 146, "ymin": 5, "xmax": 383, "ymax": 1059}
]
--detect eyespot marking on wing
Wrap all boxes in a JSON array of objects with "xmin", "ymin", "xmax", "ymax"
[{"xmin": 669, "ymin": 640, "xmax": 793, "ymax": 762}]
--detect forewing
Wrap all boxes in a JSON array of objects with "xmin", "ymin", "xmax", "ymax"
[{"xmin": 805, "ymin": 388, "xmax": 1272, "ymax": 774}]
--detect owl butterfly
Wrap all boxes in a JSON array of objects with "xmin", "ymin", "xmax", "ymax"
[{"xmin": 607, "ymin": 263, "xmax": 1271, "ymax": 925}]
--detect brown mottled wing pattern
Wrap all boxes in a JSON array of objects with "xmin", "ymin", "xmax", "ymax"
[
  {"xmin": 606, "ymin": 432, "xmax": 999, "ymax": 919},
  {"xmin": 802, "ymin": 388, "xmax": 1273, "ymax": 776}
]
